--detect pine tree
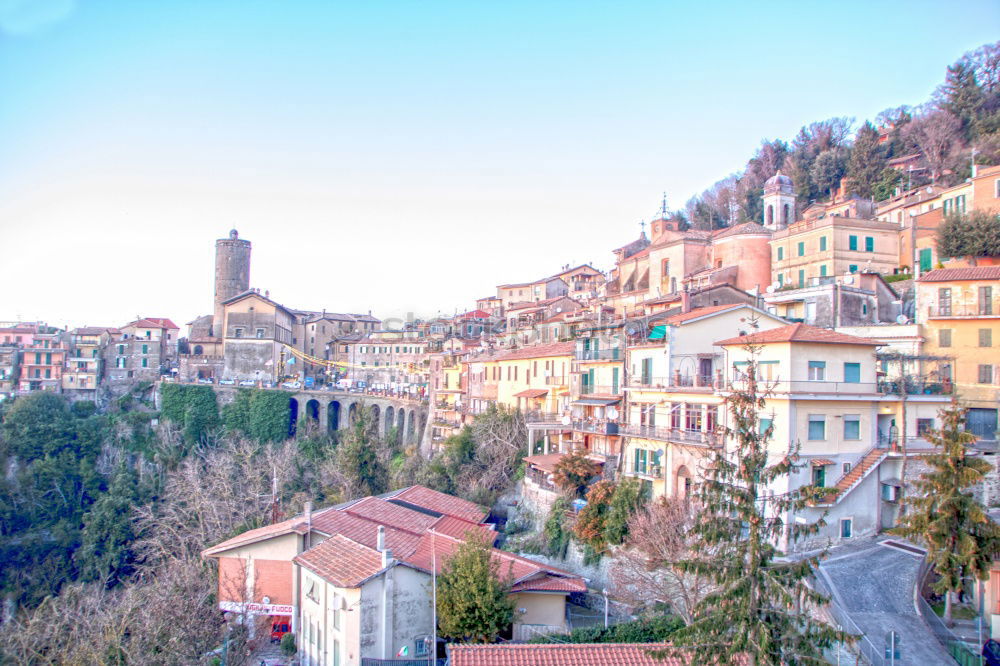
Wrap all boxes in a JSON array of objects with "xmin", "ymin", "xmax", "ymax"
[
  {"xmin": 667, "ymin": 350, "xmax": 848, "ymax": 665},
  {"xmin": 436, "ymin": 530, "xmax": 515, "ymax": 643},
  {"xmin": 335, "ymin": 405, "xmax": 388, "ymax": 498},
  {"xmin": 890, "ymin": 402, "xmax": 1000, "ymax": 625},
  {"xmin": 846, "ymin": 121, "xmax": 887, "ymax": 198}
]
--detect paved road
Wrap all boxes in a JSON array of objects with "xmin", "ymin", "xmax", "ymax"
[{"xmin": 819, "ymin": 540, "xmax": 952, "ymax": 665}]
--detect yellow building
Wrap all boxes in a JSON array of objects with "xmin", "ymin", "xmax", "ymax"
[
  {"xmin": 428, "ymin": 349, "xmax": 466, "ymax": 446},
  {"xmin": 770, "ymin": 216, "xmax": 900, "ymax": 288},
  {"xmin": 62, "ymin": 326, "xmax": 115, "ymax": 394},
  {"xmin": 916, "ymin": 267, "xmax": 1000, "ymax": 441}
]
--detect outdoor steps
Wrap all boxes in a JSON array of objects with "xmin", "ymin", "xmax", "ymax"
[{"xmin": 820, "ymin": 448, "xmax": 886, "ymax": 505}]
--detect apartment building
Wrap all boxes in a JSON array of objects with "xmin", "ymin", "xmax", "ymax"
[
  {"xmin": 106, "ymin": 318, "xmax": 180, "ymax": 385},
  {"xmin": 17, "ymin": 330, "xmax": 66, "ymax": 394},
  {"xmin": 62, "ymin": 326, "xmax": 116, "ymax": 396}
]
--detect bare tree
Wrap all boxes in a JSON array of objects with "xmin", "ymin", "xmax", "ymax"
[
  {"xmin": 608, "ymin": 497, "xmax": 713, "ymax": 624},
  {"xmin": 904, "ymin": 109, "xmax": 964, "ymax": 184}
]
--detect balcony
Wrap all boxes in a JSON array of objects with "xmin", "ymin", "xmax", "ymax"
[
  {"xmin": 578, "ymin": 384, "xmax": 621, "ymax": 396},
  {"xmin": 574, "ymin": 348, "xmax": 622, "ymax": 361},
  {"xmin": 725, "ymin": 378, "xmax": 881, "ymax": 394},
  {"xmin": 544, "ymin": 375, "xmax": 569, "ymax": 386},
  {"xmin": 525, "ymin": 411, "xmax": 564, "ymax": 425},
  {"xmin": 629, "ymin": 463, "xmax": 664, "ymax": 480},
  {"xmin": 626, "ymin": 375, "xmax": 717, "ymax": 391},
  {"xmin": 926, "ymin": 305, "xmax": 997, "ymax": 319},
  {"xmin": 619, "ymin": 423, "xmax": 719, "ymax": 446},
  {"xmin": 877, "ymin": 378, "xmax": 954, "ymax": 396},
  {"xmin": 572, "ymin": 419, "xmax": 620, "ymax": 436}
]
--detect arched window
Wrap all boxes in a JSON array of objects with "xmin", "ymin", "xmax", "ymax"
[
  {"xmin": 782, "ymin": 204, "xmax": 790, "ymax": 225},
  {"xmin": 676, "ymin": 465, "xmax": 692, "ymax": 499},
  {"xmin": 193, "ymin": 345, "xmax": 203, "ymax": 355},
  {"xmin": 766, "ymin": 205, "xmax": 774, "ymax": 225}
]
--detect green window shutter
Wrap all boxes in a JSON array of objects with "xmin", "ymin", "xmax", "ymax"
[
  {"xmin": 819, "ymin": 236, "xmax": 827, "ymax": 251},
  {"xmin": 797, "ymin": 242, "xmax": 804, "ymax": 256},
  {"xmin": 820, "ymin": 265, "xmax": 827, "ymax": 277},
  {"xmin": 612, "ymin": 367, "xmax": 619, "ymax": 394},
  {"xmin": 849, "ymin": 235, "xmax": 858, "ymax": 251},
  {"xmin": 35, "ymin": 352, "xmax": 41, "ymax": 364},
  {"xmin": 777, "ymin": 274, "xmax": 784, "ymax": 287},
  {"xmin": 865, "ymin": 236, "xmax": 874, "ymax": 252},
  {"xmin": 759, "ymin": 417, "xmax": 773, "ymax": 435},
  {"xmin": 844, "ymin": 417, "xmax": 860, "ymax": 440},
  {"xmin": 641, "ymin": 358, "xmax": 652, "ymax": 384},
  {"xmin": 844, "ymin": 362, "xmax": 861, "ymax": 383},
  {"xmin": 777, "ymin": 247, "xmax": 784, "ymax": 261},
  {"xmin": 919, "ymin": 248, "xmax": 932, "ymax": 272},
  {"xmin": 849, "ymin": 264, "xmax": 858, "ymax": 274},
  {"xmin": 798, "ymin": 270, "xmax": 805, "ymax": 287}
]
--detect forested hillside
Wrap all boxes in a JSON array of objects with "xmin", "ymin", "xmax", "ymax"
[{"xmin": 680, "ymin": 41, "xmax": 1000, "ymax": 229}]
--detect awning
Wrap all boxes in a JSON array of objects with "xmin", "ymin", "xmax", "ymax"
[
  {"xmin": 514, "ymin": 389, "xmax": 548, "ymax": 399},
  {"xmin": 881, "ymin": 478, "xmax": 903, "ymax": 487},
  {"xmin": 571, "ymin": 398, "xmax": 621, "ymax": 407},
  {"xmin": 810, "ymin": 458, "xmax": 835, "ymax": 466},
  {"xmin": 649, "ymin": 325, "xmax": 666, "ymax": 340}
]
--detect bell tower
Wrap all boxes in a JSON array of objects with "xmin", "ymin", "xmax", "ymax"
[
  {"xmin": 212, "ymin": 229, "xmax": 251, "ymax": 338},
  {"xmin": 762, "ymin": 171, "xmax": 795, "ymax": 230}
]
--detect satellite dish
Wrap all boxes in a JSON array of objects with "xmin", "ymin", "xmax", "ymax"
[
  {"xmin": 262, "ymin": 596, "xmax": 271, "ymax": 605},
  {"xmin": 607, "ymin": 407, "xmax": 619, "ymax": 419},
  {"xmin": 561, "ymin": 415, "xmax": 571, "ymax": 426},
  {"xmin": 625, "ymin": 324, "xmax": 640, "ymax": 336},
  {"xmin": 896, "ymin": 315, "xmax": 908, "ymax": 324},
  {"xmin": 765, "ymin": 285, "xmax": 776, "ymax": 294}
]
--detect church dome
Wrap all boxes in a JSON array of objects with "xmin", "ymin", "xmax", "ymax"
[{"xmin": 765, "ymin": 170, "xmax": 792, "ymax": 188}]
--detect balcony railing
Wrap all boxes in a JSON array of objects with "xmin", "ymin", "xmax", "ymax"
[
  {"xmin": 525, "ymin": 411, "xmax": 564, "ymax": 424},
  {"xmin": 629, "ymin": 464, "xmax": 664, "ymax": 479},
  {"xmin": 619, "ymin": 423, "xmax": 718, "ymax": 445},
  {"xmin": 626, "ymin": 375, "xmax": 718, "ymax": 390},
  {"xmin": 926, "ymin": 305, "xmax": 997, "ymax": 318},
  {"xmin": 574, "ymin": 348, "xmax": 622, "ymax": 361},
  {"xmin": 578, "ymin": 384, "xmax": 620, "ymax": 396},
  {"xmin": 544, "ymin": 375, "xmax": 569, "ymax": 386},
  {"xmin": 877, "ymin": 379, "xmax": 954, "ymax": 395},
  {"xmin": 572, "ymin": 419, "xmax": 620, "ymax": 436},
  {"xmin": 725, "ymin": 378, "xmax": 881, "ymax": 394}
]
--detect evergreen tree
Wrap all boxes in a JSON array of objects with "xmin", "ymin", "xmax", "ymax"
[
  {"xmin": 846, "ymin": 121, "xmax": 887, "ymax": 198},
  {"xmin": 668, "ymin": 351, "xmax": 847, "ymax": 665},
  {"xmin": 436, "ymin": 530, "xmax": 515, "ymax": 643},
  {"xmin": 603, "ymin": 476, "xmax": 645, "ymax": 545},
  {"xmin": 890, "ymin": 403, "xmax": 1000, "ymax": 625},
  {"xmin": 552, "ymin": 449, "xmax": 599, "ymax": 498},
  {"xmin": 335, "ymin": 405, "xmax": 388, "ymax": 498},
  {"xmin": 77, "ymin": 466, "xmax": 146, "ymax": 587},
  {"xmin": 938, "ymin": 59, "xmax": 986, "ymax": 141}
]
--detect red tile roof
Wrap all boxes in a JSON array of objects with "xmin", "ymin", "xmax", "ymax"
[
  {"xmin": 919, "ymin": 266, "xmax": 1000, "ymax": 282},
  {"xmin": 715, "ymin": 322, "xmax": 878, "ymax": 347},
  {"xmin": 429, "ymin": 515, "xmax": 497, "ymax": 542},
  {"xmin": 514, "ymin": 388, "xmax": 548, "ymax": 399},
  {"xmin": 712, "ymin": 221, "xmax": 771, "ymax": 239},
  {"xmin": 509, "ymin": 573, "xmax": 587, "ymax": 593},
  {"xmin": 449, "ymin": 643, "xmax": 704, "ymax": 666},
  {"xmin": 662, "ymin": 303, "xmax": 745, "ymax": 325},
  {"xmin": 387, "ymin": 485, "xmax": 488, "ymax": 523},
  {"xmin": 458, "ymin": 309, "xmax": 492, "ymax": 319},
  {"xmin": 201, "ymin": 515, "xmax": 308, "ymax": 557},
  {"xmin": 293, "ymin": 534, "xmax": 386, "ymax": 587},
  {"xmin": 309, "ymin": 508, "xmax": 422, "ymax": 558},
  {"xmin": 490, "ymin": 341, "xmax": 575, "ymax": 363},
  {"xmin": 342, "ymin": 496, "xmax": 440, "ymax": 534}
]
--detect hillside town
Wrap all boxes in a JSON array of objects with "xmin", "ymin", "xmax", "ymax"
[{"xmin": 3, "ymin": 21, "xmax": 1000, "ymax": 666}]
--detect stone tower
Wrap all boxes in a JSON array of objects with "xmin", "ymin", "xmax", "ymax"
[
  {"xmin": 762, "ymin": 170, "xmax": 796, "ymax": 230},
  {"xmin": 212, "ymin": 229, "xmax": 251, "ymax": 338}
]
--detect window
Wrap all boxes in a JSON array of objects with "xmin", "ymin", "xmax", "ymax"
[
  {"xmin": 840, "ymin": 518, "xmax": 853, "ymax": 538},
  {"xmin": 820, "ymin": 236, "xmax": 827, "ymax": 251},
  {"xmin": 797, "ymin": 241, "xmax": 804, "ymax": 257},
  {"xmin": 917, "ymin": 418, "xmax": 934, "ymax": 436},
  {"xmin": 849, "ymin": 264, "xmax": 857, "ymax": 273},
  {"xmin": 981, "ymin": 286, "xmax": 994, "ymax": 315},
  {"xmin": 843, "ymin": 462, "xmax": 852, "ymax": 475},
  {"xmin": 979, "ymin": 364, "xmax": 994, "ymax": 384},
  {"xmin": 938, "ymin": 287, "xmax": 952, "ymax": 316},
  {"xmin": 812, "ymin": 465, "xmax": 826, "ymax": 487},
  {"xmin": 849, "ymin": 235, "xmax": 858, "ymax": 251},
  {"xmin": 939, "ymin": 329, "xmax": 952, "ymax": 347},
  {"xmin": 808, "ymin": 361, "xmax": 826, "ymax": 381},
  {"xmin": 414, "ymin": 637, "xmax": 431, "ymax": 658},
  {"xmin": 798, "ymin": 269, "xmax": 805, "ymax": 287},
  {"xmin": 980, "ymin": 329, "xmax": 993, "ymax": 347},
  {"xmin": 141, "ymin": 358, "xmax": 148, "ymax": 368},
  {"xmin": 234, "ymin": 328, "xmax": 244, "ymax": 338},
  {"xmin": 256, "ymin": 328, "xmax": 265, "ymax": 339},
  {"xmin": 881, "ymin": 483, "xmax": 898, "ymax": 502},
  {"xmin": 808, "ymin": 415, "xmax": 826, "ymax": 440},
  {"xmin": 641, "ymin": 357, "xmax": 652, "ymax": 385},
  {"xmin": 759, "ymin": 417, "xmax": 773, "ymax": 435},
  {"xmin": 843, "ymin": 362, "xmax": 861, "ymax": 383},
  {"xmin": 820, "ymin": 264, "xmax": 827, "ymax": 277},
  {"xmin": 777, "ymin": 247, "xmax": 784, "ymax": 261},
  {"xmin": 777, "ymin": 274, "xmax": 784, "ymax": 287},
  {"xmin": 865, "ymin": 236, "xmax": 874, "ymax": 252},
  {"xmin": 844, "ymin": 415, "xmax": 860, "ymax": 440},
  {"xmin": 306, "ymin": 579, "xmax": 319, "ymax": 602},
  {"xmin": 633, "ymin": 448, "xmax": 648, "ymax": 475},
  {"xmin": 141, "ymin": 344, "xmax": 148, "ymax": 355}
]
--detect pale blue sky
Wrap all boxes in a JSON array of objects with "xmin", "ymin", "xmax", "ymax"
[{"xmin": 1, "ymin": 0, "xmax": 997, "ymax": 327}]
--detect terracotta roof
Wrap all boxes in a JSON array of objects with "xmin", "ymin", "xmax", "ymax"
[
  {"xmin": 919, "ymin": 266, "xmax": 1000, "ymax": 282},
  {"xmin": 712, "ymin": 222, "xmax": 772, "ymax": 239},
  {"xmin": 72, "ymin": 326, "xmax": 117, "ymax": 336},
  {"xmin": 124, "ymin": 317, "xmax": 179, "ymax": 330},
  {"xmin": 715, "ymin": 323, "xmax": 878, "ymax": 347},
  {"xmin": 341, "ymin": 496, "xmax": 440, "ymax": 534},
  {"xmin": 429, "ymin": 515, "xmax": 497, "ymax": 542},
  {"xmin": 449, "ymin": 643, "xmax": 707, "ymax": 666},
  {"xmin": 293, "ymin": 534, "xmax": 386, "ymax": 587},
  {"xmin": 514, "ymin": 388, "xmax": 548, "ymax": 399},
  {"xmin": 509, "ymin": 573, "xmax": 588, "ymax": 593},
  {"xmin": 524, "ymin": 453, "xmax": 567, "ymax": 474},
  {"xmin": 662, "ymin": 304, "xmax": 744, "ymax": 325},
  {"xmin": 490, "ymin": 341, "xmax": 575, "ymax": 363},
  {"xmin": 458, "ymin": 310, "xmax": 491, "ymax": 319},
  {"xmin": 810, "ymin": 458, "xmax": 835, "ymax": 466},
  {"xmin": 386, "ymin": 485, "xmax": 489, "ymax": 523},
  {"xmin": 201, "ymin": 515, "xmax": 308, "ymax": 557},
  {"xmin": 309, "ymin": 507, "xmax": 422, "ymax": 558}
]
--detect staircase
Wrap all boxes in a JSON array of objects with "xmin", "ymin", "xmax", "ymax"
[{"xmin": 819, "ymin": 447, "xmax": 887, "ymax": 505}]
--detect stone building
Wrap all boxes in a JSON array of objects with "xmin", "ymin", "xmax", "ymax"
[{"xmin": 106, "ymin": 318, "xmax": 180, "ymax": 385}]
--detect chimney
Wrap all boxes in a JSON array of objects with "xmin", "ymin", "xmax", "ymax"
[
  {"xmin": 680, "ymin": 290, "xmax": 691, "ymax": 313},
  {"xmin": 377, "ymin": 525, "xmax": 385, "ymax": 552},
  {"xmin": 304, "ymin": 501, "xmax": 313, "ymax": 524}
]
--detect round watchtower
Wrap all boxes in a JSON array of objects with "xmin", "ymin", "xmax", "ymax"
[{"xmin": 213, "ymin": 229, "xmax": 251, "ymax": 337}]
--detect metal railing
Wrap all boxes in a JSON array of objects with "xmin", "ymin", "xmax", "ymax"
[
  {"xmin": 813, "ymin": 566, "xmax": 883, "ymax": 665},
  {"xmin": 578, "ymin": 384, "xmax": 620, "ymax": 396},
  {"xmin": 574, "ymin": 348, "xmax": 622, "ymax": 361},
  {"xmin": 927, "ymin": 305, "xmax": 996, "ymax": 318},
  {"xmin": 572, "ymin": 419, "xmax": 620, "ymax": 436},
  {"xmin": 916, "ymin": 557, "xmax": 984, "ymax": 665},
  {"xmin": 524, "ymin": 411, "xmax": 564, "ymax": 424},
  {"xmin": 727, "ymin": 378, "xmax": 881, "ymax": 394},
  {"xmin": 877, "ymin": 378, "xmax": 954, "ymax": 396},
  {"xmin": 545, "ymin": 375, "xmax": 569, "ymax": 385},
  {"xmin": 619, "ymin": 422, "xmax": 719, "ymax": 446}
]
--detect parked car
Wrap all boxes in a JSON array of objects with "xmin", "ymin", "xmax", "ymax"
[
  {"xmin": 281, "ymin": 381, "xmax": 302, "ymax": 390},
  {"xmin": 984, "ymin": 640, "xmax": 1000, "ymax": 666},
  {"xmin": 262, "ymin": 381, "xmax": 275, "ymax": 388},
  {"xmin": 219, "ymin": 379, "xmax": 235, "ymax": 386},
  {"xmin": 238, "ymin": 380, "xmax": 256, "ymax": 387},
  {"xmin": 197, "ymin": 378, "xmax": 214, "ymax": 384}
]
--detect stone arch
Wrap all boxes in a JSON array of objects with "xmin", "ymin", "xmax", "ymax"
[
  {"xmin": 418, "ymin": 412, "xmax": 427, "ymax": 441},
  {"xmin": 193, "ymin": 344, "xmax": 203, "ymax": 355},
  {"xmin": 782, "ymin": 203, "xmax": 790, "ymax": 225},
  {"xmin": 396, "ymin": 408, "xmax": 406, "ymax": 435},
  {"xmin": 328, "ymin": 401, "xmax": 341, "ymax": 431},
  {"xmin": 384, "ymin": 406, "xmax": 395, "ymax": 438},
  {"xmin": 348, "ymin": 402, "xmax": 358, "ymax": 425},
  {"xmin": 766, "ymin": 204, "xmax": 774, "ymax": 225},
  {"xmin": 406, "ymin": 410, "xmax": 416, "ymax": 444},
  {"xmin": 288, "ymin": 398, "xmax": 299, "ymax": 437},
  {"xmin": 370, "ymin": 404, "xmax": 381, "ymax": 436},
  {"xmin": 676, "ymin": 465, "xmax": 692, "ymax": 499},
  {"xmin": 306, "ymin": 399, "xmax": 320, "ymax": 422}
]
